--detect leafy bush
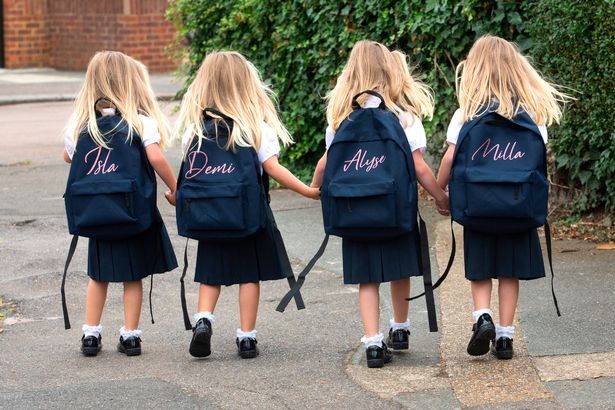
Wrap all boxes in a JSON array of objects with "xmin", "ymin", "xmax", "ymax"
[
  {"xmin": 525, "ymin": 0, "xmax": 615, "ymax": 212},
  {"xmin": 167, "ymin": 0, "xmax": 527, "ymax": 180}
]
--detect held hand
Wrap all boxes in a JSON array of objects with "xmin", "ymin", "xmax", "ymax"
[
  {"xmin": 164, "ymin": 190, "xmax": 176, "ymax": 207},
  {"xmin": 306, "ymin": 187, "xmax": 321, "ymax": 200},
  {"xmin": 435, "ymin": 194, "xmax": 450, "ymax": 216}
]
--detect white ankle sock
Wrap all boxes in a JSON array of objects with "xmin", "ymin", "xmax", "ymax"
[
  {"xmin": 496, "ymin": 325, "xmax": 514, "ymax": 340},
  {"xmin": 119, "ymin": 326, "xmax": 142, "ymax": 339},
  {"xmin": 472, "ymin": 308, "xmax": 494, "ymax": 322},
  {"xmin": 236, "ymin": 328, "xmax": 257, "ymax": 341},
  {"xmin": 82, "ymin": 324, "xmax": 102, "ymax": 338},
  {"xmin": 360, "ymin": 333, "xmax": 384, "ymax": 348},
  {"xmin": 194, "ymin": 311, "xmax": 215, "ymax": 324},
  {"xmin": 389, "ymin": 318, "xmax": 410, "ymax": 331}
]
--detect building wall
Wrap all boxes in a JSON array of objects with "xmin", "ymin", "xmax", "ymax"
[{"xmin": 2, "ymin": 0, "xmax": 177, "ymax": 72}]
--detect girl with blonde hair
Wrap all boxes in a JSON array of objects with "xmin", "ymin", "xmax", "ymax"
[
  {"xmin": 311, "ymin": 40, "xmax": 449, "ymax": 368},
  {"xmin": 63, "ymin": 51, "xmax": 178, "ymax": 357},
  {"xmin": 437, "ymin": 35, "xmax": 571, "ymax": 359},
  {"xmin": 174, "ymin": 51, "xmax": 319, "ymax": 359}
]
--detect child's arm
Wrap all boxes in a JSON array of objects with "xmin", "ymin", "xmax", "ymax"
[
  {"xmin": 310, "ymin": 153, "xmax": 327, "ymax": 188},
  {"xmin": 437, "ymin": 144, "xmax": 455, "ymax": 190},
  {"xmin": 145, "ymin": 143, "xmax": 177, "ymax": 206},
  {"xmin": 413, "ymin": 150, "xmax": 449, "ymax": 215},
  {"xmin": 63, "ymin": 149, "xmax": 72, "ymax": 164},
  {"xmin": 262, "ymin": 155, "xmax": 320, "ymax": 200}
]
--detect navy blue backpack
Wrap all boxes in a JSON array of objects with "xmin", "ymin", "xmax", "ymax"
[
  {"xmin": 175, "ymin": 108, "xmax": 267, "ymax": 241},
  {"xmin": 64, "ymin": 110, "xmax": 156, "ymax": 239},
  {"xmin": 62, "ymin": 103, "xmax": 157, "ymax": 329},
  {"xmin": 321, "ymin": 90, "xmax": 418, "ymax": 240},
  {"xmin": 449, "ymin": 110, "xmax": 548, "ymax": 234}
]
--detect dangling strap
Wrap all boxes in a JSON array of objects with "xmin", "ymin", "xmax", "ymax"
[
  {"xmin": 544, "ymin": 221, "xmax": 562, "ymax": 316},
  {"xmin": 407, "ymin": 219, "xmax": 456, "ymax": 301},
  {"xmin": 417, "ymin": 213, "xmax": 438, "ymax": 332},
  {"xmin": 61, "ymin": 235, "xmax": 79, "ymax": 330},
  {"xmin": 149, "ymin": 274, "xmax": 155, "ymax": 324},
  {"xmin": 270, "ymin": 216, "xmax": 306, "ymax": 310},
  {"xmin": 180, "ymin": 239, "xmax": 192, "ymax": 330},
  {"xmin": 276, "ymin": 234, "xmax": 330, "ymax": 312},
  {"xmin": 262, "ymin": 171, "xmax": 305, "ymax": 310}
]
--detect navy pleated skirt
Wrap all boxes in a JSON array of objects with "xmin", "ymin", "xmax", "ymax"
[
  {"xmin": 463, "ymin": 228, "xmax": 545, "ymax": 281},
  {"xmin": 87, "ymin": 210, "xmax": 178, "ymax": 282},
  {"xmin": 342, "ymin": 229, "xmax": 422, "ymax": 284},
  {"xmin": 193, "ymin": 210, "xmax": 286, "ymax": 286}
]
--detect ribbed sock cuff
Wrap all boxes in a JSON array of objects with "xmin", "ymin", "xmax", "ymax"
[
  {"xmin": 389, "ymin": 318, "xmax": 410, "ymax": 331},
  {"xmin": 236, "ymin": 328, "xmax": 257, "ymax": 341},
  {"xmin": 496, "ymin": 325, "xmax": 515, "ymax": 340},
  {"xmin": 472, "ymin": 308, "xmax": 494, "ymax": 322},
  {"xmin": 194, "ymin": 311, "xmax": 215, "ymax": 324},
  {"xmin": 82, "ymin": 324, "xmax": 102, "ymax": 338},
  {"xmin": 360, "ymin": 333, "xmax": 384, "ymax": 348}
]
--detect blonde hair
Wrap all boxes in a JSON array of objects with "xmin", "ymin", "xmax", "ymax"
[
  {"xmin": 326, "ymin": 40, "xmax": 434, "ymax": 132},
  {"xmin": 65, "ymin": 51, "xmax": 170, "ymax": 149},
  {"xmin": 174, "ymin": 51, "xmax": 292, "ymax": 153},
  {"xmin": 456, "ymin": 35, "xmax": 572, "ymax": 126}
]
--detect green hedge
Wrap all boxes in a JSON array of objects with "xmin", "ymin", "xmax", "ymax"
[
  {"xmin": 166, "ymin": 0, "xmax": 527, "ymax": 180},
  {"xmin": 525, "ymin": 0, "xmax": 615, "ymax": 212}
]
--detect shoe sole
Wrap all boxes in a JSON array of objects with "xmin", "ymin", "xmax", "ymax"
[
  {"xmin": 493, "ymin": 349, "xmax": 513, "ymax": 360},
  {"xmin": 189, "ymin": 330, "xmax": 212, "ymax": 358},
  {"xmin": 238, "ymin": 349, "xmax": 258, "ymax": 359},
  {"xmin": 118, "ymin": 347, "xmax": 141, "ymax": 356},
  {"xmin": 387, "ymin": 340, "xmax": 409, "ymax": 350},
  {"xmin": 81, "ymin": 346, "xmax": 101, "ymax": 357},
  {"xmin": 467, "ymin": 323, "xmax": 496, "ymax": 356}
]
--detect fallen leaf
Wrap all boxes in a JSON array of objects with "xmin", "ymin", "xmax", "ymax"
[{"xmin": 596, "ymin": 242, "xmax": 615, "ymax": 250}]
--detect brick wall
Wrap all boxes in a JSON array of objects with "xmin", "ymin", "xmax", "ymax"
[{"xmin": 2, "ymin": 0, "xmax": 178, "ymax": 72}]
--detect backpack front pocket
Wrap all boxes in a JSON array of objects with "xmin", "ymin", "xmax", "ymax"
[
  {"xmin": 70, "ymin": 179, "xmax": 138, "ymax": 228},
  {"xmin": 180, "ymin": 183, "xmax": 245, "ymax": 230},
  {"xmin": 328, "ymin": 180, "xmax": 397, "ymax": 228},
  {"xmin": 463, "ymin": 169, "xmax": 542, "ymax": 218}
]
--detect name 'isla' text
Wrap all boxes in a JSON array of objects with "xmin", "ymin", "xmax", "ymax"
[{"xmin": 85, "ymin": 146, "xmax": 119, "ymax": 175}]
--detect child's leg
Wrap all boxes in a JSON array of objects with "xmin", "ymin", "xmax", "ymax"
[
  {"xmin": 471, "ymin": 278, "xmax": 492, "ymax": 311},
  {"xmin": 238, "ymin": 282, "xmax": 259, "ymax": 332},
  {"xmin": 85, "ymin": 278, "xmax": 109, "ymax": 326},
  {"xmin": 198, "ymin": 284, "xmax": 222, "ymax": 313},
  {"xmin": 189, "ymin": 284, "xmax": 221, "ymax": 358},
  {"xmin": 389, "ymin": 278, "xmax": 410, "ymax": 323},
  {"xmin": 388, "ymin": 278, "xmax": 411, "ymax": 350},
  {"xmin": 122, "ymin": 280, "xmax": 143, "ymax": 330},
  {"xmin": 497, "ymin": 277, "xmax": 519, "ymax": 326},
  {"xmin": 359, "ymin": 283, "xmax": 380, "ymax": 337},
  {"xmin": 467, "ymin": 278, "xmax": 496, "ymax": 356}
]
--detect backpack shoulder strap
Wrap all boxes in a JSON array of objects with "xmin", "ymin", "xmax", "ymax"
[{"xmin": 61, "ymin": 235, "xmax": 79, "ymax": 330}]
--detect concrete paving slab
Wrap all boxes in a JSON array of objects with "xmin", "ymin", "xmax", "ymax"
[{"xmin": 545, "ymin": 377, "xmax": 615, "ymax": 409}]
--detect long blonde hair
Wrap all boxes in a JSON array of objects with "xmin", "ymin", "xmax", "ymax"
[
  {"xmin": 456, "ymin": 35, "xmax": 572, "ymax": 125},
  {"xmin": 65, "ymin": 51, "xmax": 170, "ymax": 149},
  {"xmin": 174, "ymin": 51, "xmax": 292, "ymax": 153},
  {"xmin": 326, "ymin": 40, "xmax": 434, "ymax": 132}
]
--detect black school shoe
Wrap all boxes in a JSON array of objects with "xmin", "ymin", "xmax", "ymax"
[
  {"xmin": 366, "ymin": 343, "xmax": 393, "ymax": 368},
  {"xmin": 467, "ymin": 313, "xmax": 496, "ymax": 356},
  {"xmin": 117, "ymin": 335, "xmax": 141, "ymax": 356},
  {"xmin": 491, "ymin": 337, "xmax": 514, "ymax": 360},
  {"xmin": 236, "ymin": 337, "xmax": 259, "ymax": 359},
  {"xmin": 189, "ymin": 318, "xmax": 213, "ymax": 358},
  {"xmin": 387, "ymin": 328, "xmax": 410, "ymax": 350},
  {"xmin": 81, "ymin": 334, "xmax": 102, "ymax": 357}
]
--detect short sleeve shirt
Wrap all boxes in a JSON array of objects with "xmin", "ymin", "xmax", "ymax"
[
  {"xmin": 181, "ymin": 122, "xmax": 281, "ymax": 165},
  {"xmin": 446, "ymin": 108, "xmax": 548, "ymax": 145},
  {"xmin": 325, "ymin": 95, "xmax": 427, "ymax": 153},
  {"xmin": 64, "ymin": 109, "xmax": 161, "ymax": 159}
]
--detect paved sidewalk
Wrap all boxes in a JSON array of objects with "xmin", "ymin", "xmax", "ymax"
[{"xmin": 0, "ymin": 71, "xmax": 614, "ymax": 409}]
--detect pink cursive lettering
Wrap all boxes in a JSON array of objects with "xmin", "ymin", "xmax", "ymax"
[
  {"xmin": 343, "ymin": 149, "xmax": 386, "ymax": 172},
  {"xmin": 185, "ymin": 151, "xmax": 236, "ymax": 179},
  {"xmin": 85, "ymin": 146, "xmax": 119, "ymax": 175},
  {"xmin": 471, "ymin": 138, "xmax": 526, "ymax": 161}
]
